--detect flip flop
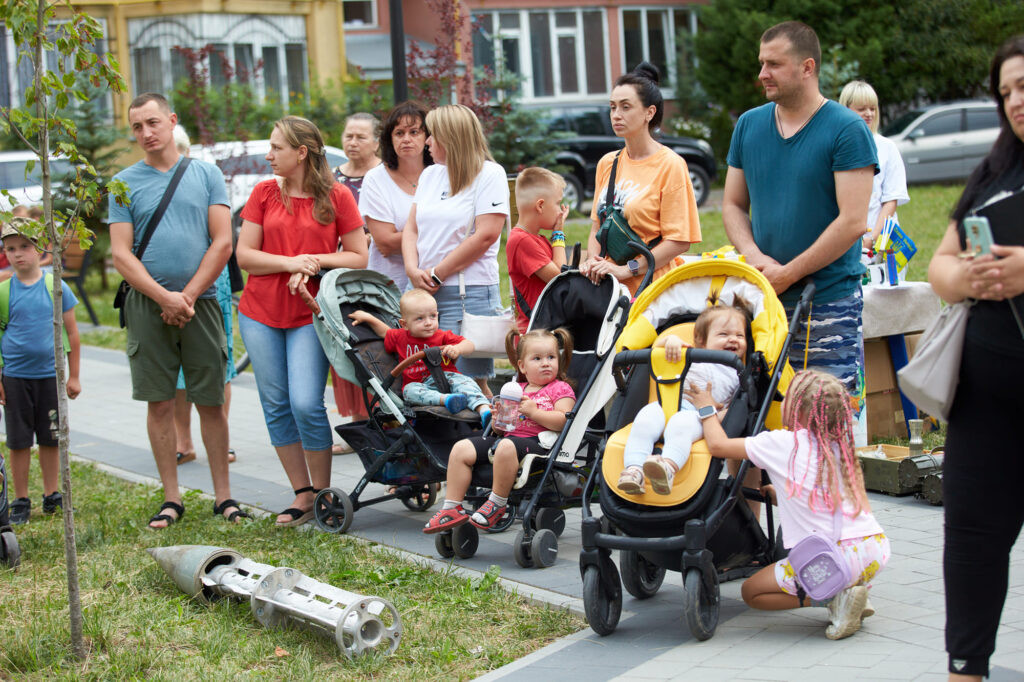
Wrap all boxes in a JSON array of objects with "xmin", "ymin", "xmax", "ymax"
[{"xmin": 176, "ymin": 451, "xmax": 196, "ymax": 465}]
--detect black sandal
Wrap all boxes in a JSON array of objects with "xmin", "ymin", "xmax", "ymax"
[
  {"xmin": 213, "ymin": 498, "xmax": 251, "ymax": 523},
  {"xmin": 149, "ymin": 501, "xmax": 185, "ymax": 529},
  {"xmin": 276, "ymin": 486, "xmax": 316, "ymax": 527}
]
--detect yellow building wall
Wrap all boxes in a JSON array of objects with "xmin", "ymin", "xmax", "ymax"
[{"xmin": 66, "ymin": 0, "xmax": 347, "ymax": 125}]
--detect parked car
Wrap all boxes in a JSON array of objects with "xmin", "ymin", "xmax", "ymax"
[
  {"xmin": 883, "ymin": 100, "xmax": 1000, "ymax": 184},
  {"xmin": 527, "ymin": 103, "xmax": 717, "ymax": 210},
  {"xmin": 0, "ymin": 149, "xmax": 74, "ymax": 211},
  {"xmin": 189, "ymin": 140, "xmax": 348, "ymax": 226}
]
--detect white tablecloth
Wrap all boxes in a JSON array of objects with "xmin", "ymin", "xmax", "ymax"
[{"xmin": 862, "ymin": 282, "xmax": 940, "ymax": 339}]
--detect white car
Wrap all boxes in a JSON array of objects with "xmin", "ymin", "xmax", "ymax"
[
  {"xmin": 189, "ymin": 140, "xmax": 348, "ymax": 226},
  {"xmin": 884, "ymin": 101, "xmax": 1000, "ymax": 183},
  {"xmin": 0, "ymin": 149, "xmax": 74, "ymax": 211}
]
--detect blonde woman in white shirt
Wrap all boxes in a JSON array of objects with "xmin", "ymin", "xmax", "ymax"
[
  {"xmin": 401, "ymin": 104, "xmax": 509, "ymax": 395},
  {"xmin": 839, "ymin": 80, "xmax": 910, "ymax": 250}
]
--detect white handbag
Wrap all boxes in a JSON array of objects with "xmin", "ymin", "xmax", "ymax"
[
  {"xmin": 896, "ymin": 301, "xmax": 972, "ymax": 421},
  {"xmin": 459, "ymin": 272, "xmax": 515, "ymax": 358}
]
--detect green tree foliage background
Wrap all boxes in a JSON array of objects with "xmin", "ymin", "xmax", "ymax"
[{"xmin": 695, "ymin": 0, "xmax": 1024, "ymax": 121}]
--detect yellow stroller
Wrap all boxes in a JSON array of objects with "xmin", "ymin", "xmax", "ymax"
[{"xmin": 579, "ymin": 258, "xmax": 813, "ymax": 640}]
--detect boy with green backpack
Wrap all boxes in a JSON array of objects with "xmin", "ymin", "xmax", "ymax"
[{"xmin": 0, "ymin": 217, "xmax": 81, "ymax": 524}]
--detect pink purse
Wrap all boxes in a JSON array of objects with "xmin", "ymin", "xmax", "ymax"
[{"xmin": 786, "ymin": 507, "xmax": 852, "ymax": 601}]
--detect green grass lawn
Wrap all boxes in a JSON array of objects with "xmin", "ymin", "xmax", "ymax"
[{"xmin": 0, "ymin": 456, "xmax": 582, "ymax": 679}]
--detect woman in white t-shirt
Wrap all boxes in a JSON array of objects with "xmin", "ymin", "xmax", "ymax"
[
  {"xmin": 838, "ymin": 81, "xmax": 910, "ymax": 250},
  {"xmin": 400, "ymin": 104, "xmax": 509, "ymax": 393},
  {"xmin": 359, "ymin": 101, "xmax": 433, "ymax": 292}
]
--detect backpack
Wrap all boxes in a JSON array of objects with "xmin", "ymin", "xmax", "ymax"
[{"xmin": 0, "ymin": 273, "xmax": 71, "ymax": 368}]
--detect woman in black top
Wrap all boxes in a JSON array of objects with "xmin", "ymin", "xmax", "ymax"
[{"xmin": 927, "ymin": 34, "xmax": 1024, "ymax": 682}]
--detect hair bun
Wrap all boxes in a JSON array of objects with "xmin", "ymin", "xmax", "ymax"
[{"xmin": 632, "ymin": 61, "xmax": 661, "ymax": 86}]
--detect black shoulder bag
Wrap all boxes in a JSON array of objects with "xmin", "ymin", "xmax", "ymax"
[
  {"xmin": 595, "ymin": 151, "xmax": 662, "ymax": 265},
  {"xmin": 113, "ymin": 157, "xmax": 192, "ymax": 328}
]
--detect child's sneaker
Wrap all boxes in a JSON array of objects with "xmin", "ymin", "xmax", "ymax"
[
  {"xmin": 9, "ymin": 498, "xmax": 30, "ymax": 525},
  {"xmin": 825, "ymin": 585, "xmax": 868, "ymax": 640},
  {"xmin": 423, "ymin": 504, "xmax": 470, "ymax": 534},
  {"xmin": 479, "ymin": 407, "xmax": 492, "ymax": 431},
  {"xmin": 443, "ymin": 394, "xmax": 469, "ymax": 414},
  {"xmin": 469, "ymin": 499, "xmax": 507, "ymax": 530},
  {"xmin": 617, "ymin": 466, "xmax": 645, "ymax": 495},
  {"xmin": 643, "ymin": 456, "xmax": 679, "ymax": 495},
  {"xmin": 42, "ymin": 491, "xmax": 63, "ymax": 515}
]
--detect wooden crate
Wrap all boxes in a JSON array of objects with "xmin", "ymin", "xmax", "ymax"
[{"xmin": 856, "ymin": 444, "xmax": 916, "ymax": 496}]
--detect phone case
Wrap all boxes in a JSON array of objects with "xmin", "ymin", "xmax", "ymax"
[{"xmin": 964, "ymin": 216, "xmax": 994, "ymax": 255}]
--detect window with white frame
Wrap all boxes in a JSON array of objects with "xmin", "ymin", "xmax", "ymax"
[
  {"xmin": 1, "ymin": 19, "xmax": 111, "ymax": 113},
  {"xmin": 127, "ymin": 14, "xmax": 308, "ymax": 104},
  {"xmin": 343, "ymin": 0, "xmax": 376, "ymax": 28},
  {"xmin": 472, "ymin": 8, "xmax": 608, "ymax": 102},
  {"xmin": 620, "ymin": 6, "xmax": 695, "ymax": 91}
]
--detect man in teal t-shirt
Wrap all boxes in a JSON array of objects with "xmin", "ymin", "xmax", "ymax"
[
  {"xmin": 723, "ymin": 20, "xmax": 875, "ymax": 395},
  {"xmin": 721, "ymin": 22, "xmax": 876, "ymax": 579}
]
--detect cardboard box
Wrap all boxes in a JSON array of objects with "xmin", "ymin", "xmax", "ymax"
[
  {"xmin": 866, "ymin": 388, "xmax": 906, "ymax": 440},
  {"xmin": 864, "ymin": 333, "xmax": 921, "ymax": 394}
]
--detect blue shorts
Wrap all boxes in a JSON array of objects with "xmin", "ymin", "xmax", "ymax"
[{"xmin": 785, "ymin": 288, "xmax": 865, "ymax": 397}]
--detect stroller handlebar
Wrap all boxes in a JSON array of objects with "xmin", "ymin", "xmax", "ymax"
[
  {"xmin": 297, "ymin": 281, "xmax": 322, "ymax": 315},
  {"xmin": 612, "ymin": 348, "xmax": 745, "ymax": 374},
  {"xmin": 626, "ymin": 240, "xmax": 657, "ymax": 295}
]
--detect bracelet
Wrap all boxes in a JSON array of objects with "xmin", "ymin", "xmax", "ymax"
[{"xmin": 550, "ymin": 230, "xmax": 566, "ymax": 247}]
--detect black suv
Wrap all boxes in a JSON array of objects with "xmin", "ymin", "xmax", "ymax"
[{"xmin": 534, "ymin": 104, "xmax": 717, "ymax": 210}]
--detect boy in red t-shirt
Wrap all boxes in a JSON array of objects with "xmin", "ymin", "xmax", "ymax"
[
  {"xmin": 350, "ymin": 289, "xmax": 491, "ymax": 427},
  {"xmin": 507, "ymin": 167, "xmax": 569, "ymax": 333}
]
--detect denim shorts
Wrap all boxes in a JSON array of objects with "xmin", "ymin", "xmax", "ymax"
[
  {"xmin": 238, "ymin": 312, "xmax": 332, "ymax": 451},
  {"xmin": 432, "ymin": 283, "xmax": 500, "ymax": 379}
]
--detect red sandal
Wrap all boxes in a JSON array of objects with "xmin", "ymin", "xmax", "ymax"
[
  {"xmin": 469, "ymin": 500, "xmax": 508, "ymax": 530},
  {"xmin": 423, "ymin": 505, "xmax": 469, "ymax": 534}
]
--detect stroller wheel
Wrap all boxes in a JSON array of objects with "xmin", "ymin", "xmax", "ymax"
[
  {"xmin": 434, "ymin": 531, "xmax": 456, "ymax": 559},
  {"xmin": 400, "ymin": 484, "xmax": 438, "ymax": 512},
  {"xmin": 531, "ymin": 529, "xmax": 558, "ymax": 568},
  {"xmin": 512, "ymin": 529, "xmax": 533, "ymax": 568},
  {"xmin": 483, "ymin": 503, "xmax": 516, "ymax": 534},
  {"xmin": 451, "ymin": 523, "xmax": 479, "ymax": 559},
  {"xmin": 532, "ymin": 508, "xmax": 566, "ymax": 537},
  {"xmin": 1, "ymin": 529, "xmax": 20, "ymax": 569},
  {"xmin": 583, "ymin": 555, "xmax": 621, "ymax": 636},
  {"xmin": 682, "ymin": 567, "xmax": 720, "ymax": 641},
  {"xmin": 620, "ymin": 549, "xmax": 666, "ymax": 599},
  {"xmin": 314, "ymin": 488, "xmax": 354, "ymax": 534}
]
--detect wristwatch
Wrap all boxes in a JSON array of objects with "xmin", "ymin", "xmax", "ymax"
[
  {"xmin": 429, "ymin": 268, "xmax": 443, "ymax": 287},
  {"xmin": 697, "ymin": 405, "xmax": 718, "ymax": 420},
  {"xmin": 627, "ymin": 258, "xmax": 640, "ymax": 277}
]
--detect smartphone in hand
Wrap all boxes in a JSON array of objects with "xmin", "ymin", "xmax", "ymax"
[{"xmin": 964, "ymin": 216, "xmax": 995, "ymax": 256}]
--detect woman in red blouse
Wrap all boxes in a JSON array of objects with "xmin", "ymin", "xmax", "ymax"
[{"xmin": 236, "ymin": 116, "xmax": 368, "ymax": 527}]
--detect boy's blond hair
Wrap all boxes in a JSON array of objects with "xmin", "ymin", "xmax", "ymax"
[
  {"xmin": 399, "ymin": 288, "xmax": 436, "ymax": 318},
  {"xmin": 515, "ymin": 167, "xmax": 566, "ymax": 208}
]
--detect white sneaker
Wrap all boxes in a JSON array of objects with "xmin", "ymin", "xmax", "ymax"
[{"xmin": 825, "ymin": 586, "xmax": 868, "ymax": 640}]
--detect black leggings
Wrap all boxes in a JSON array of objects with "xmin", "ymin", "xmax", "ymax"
[{"xmin": 943, "ymin": 338, "xmax": 1024, "ymax": 677}]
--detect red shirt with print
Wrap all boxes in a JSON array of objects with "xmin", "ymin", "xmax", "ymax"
[
  {"xmin": 239, "ymin": 179, "xmax": 363, "ymax": 328},
  {"xmin": 384, "ymin": 328, "xmax": 464, "ymax": 387}
]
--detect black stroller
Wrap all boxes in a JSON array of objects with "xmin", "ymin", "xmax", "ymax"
[
  {"xmin": 1, "ymin": 450, "xmax": 21, "ymax": 568},
  {"xmin": 578, "ymin": 259, "xmax": 813, "ymax": 640},
  {"xmin": 432, "ymin": 262, "xmax": 634, "ymax": 567}
]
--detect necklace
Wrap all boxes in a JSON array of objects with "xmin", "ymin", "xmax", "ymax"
[
  {"xmin": 392, "ymin": 167, "xmax": 420, "ymax": 190},
  {"xmin": 775, "ymin": 96, "xmax": 826, "ymax": 139}
]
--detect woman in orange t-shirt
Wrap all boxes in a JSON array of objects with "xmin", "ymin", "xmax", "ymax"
[
  {"xmin": 236, "ymin": 116, "xmax": 368, "ymax": 528},
  {"xmin": 580, "ymin": 62, "xmax": 701, "ymax": 295}
]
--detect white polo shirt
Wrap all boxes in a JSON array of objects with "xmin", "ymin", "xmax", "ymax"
[{"xmin": 412, "ymin": 160, "xmax": 509, "ymax": 286}]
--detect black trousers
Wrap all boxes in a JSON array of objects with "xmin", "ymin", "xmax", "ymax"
[{"xmin": 943, "ymin": 337, "xmax": 1024, "ymax": 677}]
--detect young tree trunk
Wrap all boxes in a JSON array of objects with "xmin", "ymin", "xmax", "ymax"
[{"xmin": 30, "ymin": 0, "xmax": 85, "ymax": 661}]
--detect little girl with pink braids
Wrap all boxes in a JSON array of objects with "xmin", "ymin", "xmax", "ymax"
[{"xmin": 688, "ymin": 369, "xmax": 890, "ymax": 641}]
